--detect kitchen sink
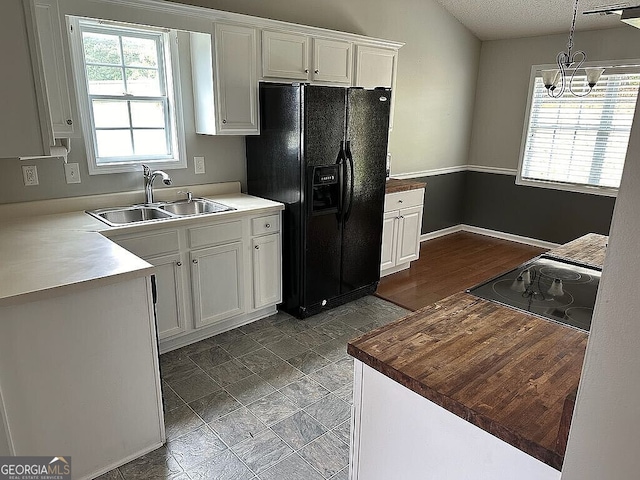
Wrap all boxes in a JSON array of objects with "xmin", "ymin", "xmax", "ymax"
[
  {"xmin": 159, "ymin": 198, "xmax": 234, "ymax": 216},
  {"xmin": 86, "ymin": 198, "xmax": 235, "ymax": 226}
]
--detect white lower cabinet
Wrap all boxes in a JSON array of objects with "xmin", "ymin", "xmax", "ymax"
[
  {"xmin": 148, "ymin": 253, "xmax": 186, "ymax": 339},
  {"xmin": 380, "ymin": 188, "xmax": 425, "ymax": 276},
  {"xmin": 252, "ymin": 233, "xmax": 282, "ymax": 309},
  {"xmin": 191, "ymin": 242, "xmax": 244, "ymax": 327},
  {"xmin": 108, "ymin": 208, "xmax": 282, "ymax": 353}
]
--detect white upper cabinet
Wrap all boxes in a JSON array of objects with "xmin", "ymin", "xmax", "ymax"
[
  {"xmin": 191, "ymin": 23, "xmax": 259, "ymax": 136},
  {"xmin": 214, "ymin": 23, "xmax": 259, "ymax": 134},
  {"xmin": 32, "ymin": 0, "xmax": 78, "ymax": 139},
  {"xmin": 262, "ymin": 30, "xmax": 309, "ymax": 80},
  {"xmin": 355, "ymin": 44, "xmax": 398, "ymax": 129},
  {"xmin": 312, "ymin": 38, "xmax": 352, "ymax": 85},
  {"xmin": 355, "ymin": 45, "xmax": 396, "ymax": 89}
]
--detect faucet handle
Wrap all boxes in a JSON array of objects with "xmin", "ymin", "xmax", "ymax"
[
  {"xmin": 178, "ymin": 190, "xmax": 193, "ymax": 202},
  {"xmin": 142, "ymin": 164, "xmax": 151, "ymax": 177}
]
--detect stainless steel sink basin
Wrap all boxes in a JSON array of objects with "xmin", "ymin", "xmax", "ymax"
[
  {"xmin": 88, "ymin": 206, "xmax": 174, "ymax": 226},
  {"xmin": 159, "ymin": 198, "xmax": 234, "ymax": 216},
  {"xmin": 86, "ymin": 198, "xmax": 235, "ymax": 226}
]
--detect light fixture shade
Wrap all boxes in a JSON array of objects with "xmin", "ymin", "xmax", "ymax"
[
  {"xmin": 585, "ymin": 67, "xmax": 605, "ymax": 87},
  {"xmin": 511, "ymin": 276, "xmax": 527, "ymax": 293},
  {"xmin": 542, "ymin": 69, "xmax": 561, "ymax": 89},
  {"xmin": 547, "ymin": 278, "xmax": 564, "ymax": 297}
]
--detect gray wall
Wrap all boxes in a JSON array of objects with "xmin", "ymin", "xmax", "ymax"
[
  {"xmin": 468, "ymin": 26, "xmax": 640, "ymax": 170},
  {"xmin": 419, "ymin": 171, "xmax": 615, "ymax": 244},
  {"xmin": 0, "ymin": 0, "xmax": 481, "ymax": 205}
]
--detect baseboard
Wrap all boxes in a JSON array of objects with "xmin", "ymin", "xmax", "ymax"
[
  {"xmin": 419, "ymin": 225, "xmax": 464, "ymax": 242},
  {"xmin": 420, "ymin": 224, "xmax": 559, "ymax": 249}
]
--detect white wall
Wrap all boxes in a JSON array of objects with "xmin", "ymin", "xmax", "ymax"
[
  {"xmin": 0, "ymin": 0, "xmax": 480, "ymax": 205},
  {"xmin": 468, "ymin": 26, "xmax": 640, "ymax": 170}
]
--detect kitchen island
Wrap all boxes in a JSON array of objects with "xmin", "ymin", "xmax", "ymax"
[{"xmin": 348, "ymin": 234, "xmax": 606, "ymax": 479}]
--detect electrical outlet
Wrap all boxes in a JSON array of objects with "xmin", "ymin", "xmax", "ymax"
[
  {"xmin": 194, "ymin": 156, "xmax": 205, "ymax": 174},
  {"xmin": 22, "ymin": 165, "xmax": 39, "ymax": 186},
  {"xmin": 64, "ymin": 163, "xmax": 81, "ymax": 184}
]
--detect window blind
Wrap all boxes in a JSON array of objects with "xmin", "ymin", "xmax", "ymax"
[{"xmin": 520, "ymin": 71, "xmax": 640, "ymax": 191}]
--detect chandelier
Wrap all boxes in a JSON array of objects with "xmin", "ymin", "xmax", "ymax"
[{"xmin": 542, "ymin": 0, "xmax": 605, "ymax": 97}]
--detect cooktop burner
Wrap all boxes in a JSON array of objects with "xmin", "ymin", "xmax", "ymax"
[{"xmin": 467, "ymin": 256, "xmax": 601, "ymax": 331}]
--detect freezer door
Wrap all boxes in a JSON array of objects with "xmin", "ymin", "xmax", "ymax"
[
  {"xmin": 341, "ymin": 88, "xmax": 391, "ymax": 294},
  {"xmin": 301, "ymin": 86, "xmax": 347, "ymax": 310}
]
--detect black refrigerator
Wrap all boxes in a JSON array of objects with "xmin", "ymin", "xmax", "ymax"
[{"xmin": 246, "ymin": 83, "xmax": 391, "ymax": 318}]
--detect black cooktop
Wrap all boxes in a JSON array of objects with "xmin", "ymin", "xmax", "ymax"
[{"xmin": 467, "ymin": 256, "xmax": 601, "ymax": 331}]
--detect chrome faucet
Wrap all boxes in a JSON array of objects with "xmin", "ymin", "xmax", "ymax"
[{"xmin": 142, "ymin": 164, "xmax": 172, "ymax": 204}]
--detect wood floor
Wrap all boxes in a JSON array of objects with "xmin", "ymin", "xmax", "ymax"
[{"xmin": 376, "ymin": 231, "xmax": 547, "ymax": 311}]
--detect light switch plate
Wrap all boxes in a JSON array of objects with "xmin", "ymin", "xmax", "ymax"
[
  {"xmin": 64, "ymin": 163, "xmax": 81, "ymax": 184},
  {"xmin": 22, "ymin": 165, "xmax": 39, "ymax": 186},
  {"xmin": 194, "ymin": 156, "xmax": 205, "ymax": 174}
]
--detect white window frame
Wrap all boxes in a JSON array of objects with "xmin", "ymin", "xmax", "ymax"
[
  {"xmin": 517, "ymin": 61, "xmax": 640, "ymax": 197},
  {"xmin": 67, "ymin": 16, "xmax": 187, "ymax": 175}
]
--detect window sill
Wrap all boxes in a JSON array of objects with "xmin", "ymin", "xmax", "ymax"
[
  {"xmin": 88, "ymin": 158, "xmax": 187, "ymax": 175},
  {"xmin": 515, "ymin": 176, "xmax": 618, "ymax": 198}
]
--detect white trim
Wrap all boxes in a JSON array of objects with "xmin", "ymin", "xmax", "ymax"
[
  {"xmin": 467, "ymin": 165, "xmax": 517, "ymax": 176},
  {"xmin": 419, "ymin": 224, "xmax": 559, "ymax": 250},
  {"xmin": 419, "ymin": 225, "xmax": 464, "ymax": 242},
  {"xmin": 390, "ymin": 165, "xmax": 516, "ymax": 180},
  {"xmin": 390, "ymin": 166, "xmax": 466, "ymax": 179}
]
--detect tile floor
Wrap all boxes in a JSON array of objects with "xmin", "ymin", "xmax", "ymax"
[{"xmin": 97, "ymin": 296, "xmax": 410, "ymax": 480}]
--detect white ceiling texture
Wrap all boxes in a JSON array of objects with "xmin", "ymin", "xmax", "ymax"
[{"xmin": 433, "ymin": 0, "xmax": 637, "ymax": 40}]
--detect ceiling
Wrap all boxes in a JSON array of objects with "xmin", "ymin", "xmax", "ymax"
[{"xmin": 433, "ymin": 0, "xmax": 635, "ymax": 40}]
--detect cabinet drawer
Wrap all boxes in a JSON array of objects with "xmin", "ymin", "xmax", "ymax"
[
  {"xmin": 251, "ymin": 214, "xmax": 280, "ymax": 236},
  {"xmin": 111, "ymin": 230, "xmax": 180, "ymax": 259},
  {"xmin": 188, "ymin": 220, "xmax": 243, "ymax": 249},
  {"xmin": 384, "ymin": 188, "xmax": 424, "ymax": 212}
]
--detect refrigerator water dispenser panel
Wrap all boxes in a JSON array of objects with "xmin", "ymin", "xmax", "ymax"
[{"xmin": 310, "ymin": 165, "xmax": 341, "ymax": 214}]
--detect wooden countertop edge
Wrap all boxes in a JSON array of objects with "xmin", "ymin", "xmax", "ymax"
[
  {"xmin": 347, "ymin": 341, "xmax": 564, "ymax": 470},
  {"xmin": 385, "ymin": 178, "xmax": 427, "ymax": 194}
]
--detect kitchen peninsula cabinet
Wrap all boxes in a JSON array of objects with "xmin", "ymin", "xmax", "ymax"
[
  {"xmin": 108, "ymin": 207, "xmax": 282, "ymax": 353},
  {"xmin": 380, "ymin": 187, "xmax": 425, "ymax": 276}
]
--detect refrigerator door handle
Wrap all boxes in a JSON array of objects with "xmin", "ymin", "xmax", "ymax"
[
  {"xmin": 336, "ymin": 141, "xmax": 346, "ymax": 216},
  {"xmin": 344, "ymin": 140, "xmax": 355, "ymax": 222}
]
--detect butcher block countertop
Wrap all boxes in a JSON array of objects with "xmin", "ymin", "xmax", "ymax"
[
  {"xmin": 385, "ymin": 178, "xmax": 426, "ymax": 194},
  {"xmin": 349, "ymin": 233, "xmax": 607, "ymax": 470},
  {"xmin": 546, "ymin": 233, "xmax": 607, "ymax": 269}
]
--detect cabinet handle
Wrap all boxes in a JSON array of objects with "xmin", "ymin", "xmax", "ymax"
[
  {"xmin": 265, "ymin": 223, "xmax": 271, "ymax": 228},
  {"xmin": 222, "ymin": 119, "xmax": 227, "ymax": 124},
  {"xmin": 305, "ymin": 69, "xmax": 309, "ymax": 73},
  {"xmin": 192, "ymin": 259, "xmax": 198, "ymax": 264},
  {"xmin": 255, "ymin": 245, "xmax": 260, "ymax": 250},
  {"xmin": 400, "ymin": 215, "xmax": 404, "ymax": 219},
  {"xmin": 314, "ymin": 69, "xmax": 319, "ymax": 74},
  {"xmin": 398, "ymin": 199, "xmax": 403, "ymax": 203},
  {"xmin": 176, "ymin": 261, "xmax": 182, "ymax": 267},
  {"xmin": 66, "ymin": 119, "xmax": 73, "ymax": 125}
]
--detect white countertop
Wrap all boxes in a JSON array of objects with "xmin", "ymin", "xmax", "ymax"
[{"xmin": 0, "ymin": 189, "xmax": 283, "ymax": 307}]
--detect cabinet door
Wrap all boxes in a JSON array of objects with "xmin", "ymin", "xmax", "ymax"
[
  {"xmin": 355, "ymin": 45, "xmax": 397, "ymax": 130},
  {"xmin": 381, "ymin": 210, "xmax": 398, "ymax": 272},
  {"xmin": 252, "ymin": 233, "xmax": 282, "ymax": 309},
  {"xmin": 262, "ymin": 30, "xmax": 309, "ymax": 80},
  {"xmin": 396, "ymin": 205, "xmax": 423, "ymax": 265},
  {"xmin": 191, "ymin": 242, "xmax": 244, "ymax": 328},
  {"xmin": 214, "ymin": 23, "xmax": 259, "ymax": 134},
  {"xmin": 312, "ymin": 38, "xmax": 352, "ymax": 84},
  {"xmin": 33, "ymin": 0, "xmax": 77, "ymax": 138},
  {"xmin": 148, "ymin": 253, "xmax": 187, "ymax": 339}
]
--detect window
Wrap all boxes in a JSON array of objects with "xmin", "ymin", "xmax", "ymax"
[
  {"xmin": 69, "ymin": 18, "xmax": 186, "ymax": 174},
  {"xmin": 517, "ymin": 66, "xmax": 640, "ymax": 195}
]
